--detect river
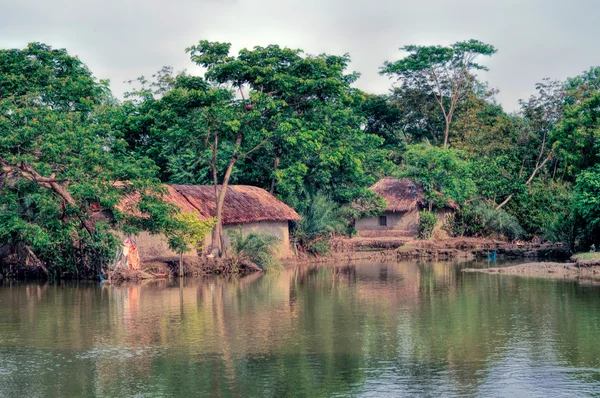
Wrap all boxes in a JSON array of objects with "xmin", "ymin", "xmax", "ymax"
[{"xmin": 0, "ymin": 260, "xmax": 599, "ymax": 397}]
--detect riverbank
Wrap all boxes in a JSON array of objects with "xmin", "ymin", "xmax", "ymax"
[
  {"xmin": 0, "ymin": 237, "xmax": 571, "ymax": 281},
  {"xmin": 284, "ymin": 237, "xmax": 569, "ymax": 267},
  {"xmin": 463, "ymin": 252, "xmax": 600, "ymax": 283},
  {"xmin": 103, "ymin": 237, "xmax": 575, "ymax": 281}
]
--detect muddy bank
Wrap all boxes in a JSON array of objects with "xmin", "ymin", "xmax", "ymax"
[
  {"xmin": 320, "ymin": 237, "xmax": 567, "ymax": 265},
  {"xmin": 106, "ymin": 255, "xmax": 264, "ymax": 281},
  {"xmin": 463, "ymin": 261, "xmax": 600, "ymax": 283}
]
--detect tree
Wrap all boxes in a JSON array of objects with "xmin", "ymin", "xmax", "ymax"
[
  {"xmin": 0, "ymin": 43, "xmax": 169, "ymax": 277},
  {"xmin": 184, "ymin": 41, "xmax": 387, "ymax": 254},
  {"xmin": 166, "ymin": 213, "xmax": 215, "ymax": 276},
  {"xmin": 573, "ymin": 165, "xmax": 600, "ymax": 247},
  {"xmin": 397, "ymin": 143, "xmax": 477, "ymax": 209},
  {"xmin": 381, "ymin": 40, "xmax": 497, "ymax": 147}
]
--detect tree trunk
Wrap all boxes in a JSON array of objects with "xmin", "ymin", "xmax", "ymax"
[
  {"xmin": 496, "ymin": 152, "xmax": 554, "ymax": 210},
  {"xmin": 269, "ymin": 157, "xmax": 280, "ymax": 195},
  {"xmin": 443, "ymin": 118, "xmax": 451, "ymax": 148},
  {"xmin": 212, "ymin": 158, "xmax": 237, "ymax": 255},
  {"xmin": 210, "ymin": 131, "xmax": 243, "ymax": 255},
  {"xmin": 179, "ymin": 251, "xmax": 183, "ymax": 278}
]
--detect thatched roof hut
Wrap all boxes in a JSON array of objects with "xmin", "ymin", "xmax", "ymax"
[
  {"xmin": 115, "ymin": 184, "xmax": 301, "ymax": 259},
  {"xmin": 356, "ymin": 177, "xmax": 457, "ymax": 237},
  {"xmin": 171, "ymin": 185, "xmax": 301, "ymax": 224},
  {"xmin": 370, "ymin": 177, "xmax": 425, "ymax": 212}
]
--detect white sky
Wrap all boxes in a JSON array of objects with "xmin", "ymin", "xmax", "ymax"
[{"xmin": 2, "ymin": 0, "xmax": 599, "ymax": 110}]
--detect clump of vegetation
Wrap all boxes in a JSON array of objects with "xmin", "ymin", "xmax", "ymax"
[
  {"xmin": 418, "ymin": 210, "xmax": 438, "ymax": 239},
  {"xmin": 227, "ymin": 229, "xmax": 281, "ymax": 272},
  {"xmin": 445, "ymin": 202, "xmax": 524, "ymax": 240},
  {"xmin": 292, "ymin": 192, "xmax": 346, "ymax": 255},
  {"xmin": 166, "ymin": 213, "xmax": 215, "ymax": 276}
]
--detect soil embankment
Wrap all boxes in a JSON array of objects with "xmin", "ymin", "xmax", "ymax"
[
  {"xmin": 286, "ymin": 237, "xmax": 569, "ymax": 267},
  {"xmin": 463, "ymin": 253, "xmax": 600, "ymax": 283},
  {"xmin": 463, "ymin": 262, "xmax": 600, "ymax": 283}
]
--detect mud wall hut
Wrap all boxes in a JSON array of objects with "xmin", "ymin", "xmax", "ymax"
[
  {"xmin": 355, "ymin": 177, "xmax": 456, "ymax": 238},
  {"xmin": 118, "ymin": 184, "xmax": 301, "ymax": 260}
]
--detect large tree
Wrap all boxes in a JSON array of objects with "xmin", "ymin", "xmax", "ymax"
[
  {"xmin": 381, "ymin": 40, "xmax": 497, "ymax": 147},
  {"xmin": 0, "ymin": 43, "xmax": 169, "ymax": 277}
]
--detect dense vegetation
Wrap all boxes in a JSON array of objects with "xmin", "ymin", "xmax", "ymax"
[{"xmin": 1, "ymin": 40, "xmax": 599, "ymax": 277}]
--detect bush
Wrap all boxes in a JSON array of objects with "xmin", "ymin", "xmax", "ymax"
[
  {"xmin": 227, "ymin": 229, "xmax": 281, "ymax": 272},
  {"xmin": 445, "ymin": 208, "xmax": 484, "ymax": 237},
  {"xmin": 418, "ymin": 210, "xmax": 437, "ymax": 239},
  {"xmin": 445, "ymin": 201, "xmax": 525, "ymax": 240},
  {"xmin": 293, "ymin": 192, "xmax": 346, "ymax": 255}
]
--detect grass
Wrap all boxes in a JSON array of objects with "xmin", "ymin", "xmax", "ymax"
[{"xmin": 571, "ymin": 252, "xmax": 600, "ymax": 261}]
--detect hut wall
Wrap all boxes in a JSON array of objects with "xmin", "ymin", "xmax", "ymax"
[
  {"xmin": 114, "ymin": 231, "xmax": 199, "ymax": 261},
  {"xmin": 433, "ymin": 208, "xmax": 452, "ymax": 238},
  {"xmin": 116, "ymin": 220, "xmax": 293, "ymax": 262},
  {"xmin": 204, "ymin": 221, "xmax": 294, "ymax": 258},
  {"xmin": 355, "ymin": 210, "xmax": 419, "ymax": 236}
]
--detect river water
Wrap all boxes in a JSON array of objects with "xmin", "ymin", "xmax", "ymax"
[{"xmin": 0, "ymin": 260, "xmax": 599, "ymax": 397}]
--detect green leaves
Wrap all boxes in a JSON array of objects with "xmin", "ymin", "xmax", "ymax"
[
  {"xmin": 166, "ymin": 214, "xmax": 215, "ymax": 255},
  {"xmin": 0, "ymin": 43, "xmax": 171, "ymax": 276},
  {"xmin": 397, "ymin": 143, "xmax": 476, "ymax": 208},
  {"xmin": 575, "ymin": 165, "xmax": 600, "ymax": 228},
  {"xmin": 382, "ymin": 40, "xmax": 496, "ymax": 77}
]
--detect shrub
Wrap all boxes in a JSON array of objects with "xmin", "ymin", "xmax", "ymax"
[
  {"xmin": 227, "ymin": 229, "xmax": 281, "ymax": 272},
  {"xmin": 445, "ymin": 201, "xmax": 525, "ymax": 240},
  {"xmin": 418, "ymin": 210, "xmax": 437, "ymax": 239},
  {"xmin": 293, "ymin": 191, "xmax": 346, "ymax": 255}
]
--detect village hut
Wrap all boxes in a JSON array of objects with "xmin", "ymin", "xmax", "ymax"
[
  {"xmin": 118, "ymin": 184, "xmax": 301, "ymax": 260},
  {"xmin": 355, "ymin": 177, "xmax": 456, "ymax": 237}
]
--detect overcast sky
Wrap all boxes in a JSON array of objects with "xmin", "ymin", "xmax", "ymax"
[{"xmin": 1, "ymin": 0, "xmax": 599, "ymax": 110}]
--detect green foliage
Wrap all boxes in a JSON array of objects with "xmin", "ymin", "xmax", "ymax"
[
  {"xmin": 339, "ymin": 189, "xmax": 387, "ymax": 222},
  {"xmin": 381, "ymin": 39, "xmax": 497, "ymax": 77},
  {"xmin": 120, "ymin": 45, "xmax": 389, "ymax": 209},
  {"xmin": 227, "ymin": 229, "xmax": 281, "ymax": 272},
  {"xmin": 0, "ymin": 43, "xmax": 169, "ymax": 277},
  {"xmin": 418, "ymin": 210, "xmax": 437, "ymax": 240},
  {"xmin": 4, "ymin": 37, "xmax": 600, "ymax": 277},
  {"xmin": 381, "ymin": 39, "xmax": 497, "ymax": 146},
  {"xmin": 445, "ymin": 202, "xmax": 525, "ymax": 240},
  {"xmin": 166, "ymin": 214, "xmax": 215, "ymax": 255},
  {"xmin": 543, "ymin": 210, "xmax": 578, "ymax": 251},
  {"xmin": 398, "ymin": 143, "xmax": 477, "ymax": 208},
  {"xmin": 293, "ymin": 192, "xmax": 346, "ymax": 255},
  {"xmin": 573, "ymin": 165, "xmax": 600, "ymax": 246}
]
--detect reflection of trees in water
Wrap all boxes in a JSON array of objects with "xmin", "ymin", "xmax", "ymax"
[{"xmin": 1, "ymin": 265, "xmax": 600, "ymax": 396}]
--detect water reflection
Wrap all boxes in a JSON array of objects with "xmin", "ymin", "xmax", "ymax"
[{"xmin": 0, "ymin": 260, "xmax": 599, "ymax": 397}]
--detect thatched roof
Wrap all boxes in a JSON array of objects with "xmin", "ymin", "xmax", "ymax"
[
  {"xmin": 117, "ymin": 185, "xmax": 207, "ymax": 220},
  {"xmin": 172, "ymin": 185, "xmax": 301, "ymax": 224},
  {"xmin": 118, "ymin": 184, "xmax": 300, "ymax": 224},
  {"xmin": 370, "ymin": 177, "xmax": 425, "ymax": 212},
  {"xmin": 370, "ymin": 177, "xmax": 459, "ymax": 212}
]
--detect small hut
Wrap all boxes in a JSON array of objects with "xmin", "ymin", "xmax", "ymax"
[
  {"xmin": 172, "ymin": 185, "xmax": 301, "ymax": 257},
  {"xmin": 118, "ymin": 184, "xmax": 301, "ymax": 260},
  {"xmin": 355, "ymin": 177, "xmax": 456, "ymax": 237}
]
